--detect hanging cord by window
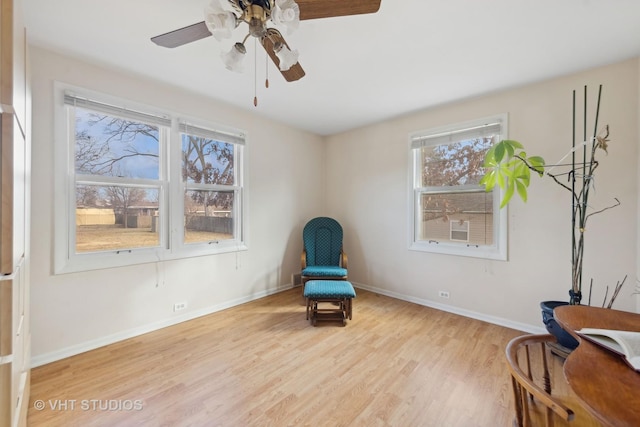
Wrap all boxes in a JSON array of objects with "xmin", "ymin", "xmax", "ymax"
[{"xmin": 155, "ymin": 251, "xmax": 165, "ymax": 288}]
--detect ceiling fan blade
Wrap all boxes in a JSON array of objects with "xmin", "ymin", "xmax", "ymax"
[
  {"xmin": 296, "ymin": 0, "xmax": 381, "ymax": 20},
  {"xmin": 261, "ymin": 31, "xmax": 306, "ymax": 82},
  {"xmin": 151, "ymin": 21, "xmax": 212, "ymax": 48}
]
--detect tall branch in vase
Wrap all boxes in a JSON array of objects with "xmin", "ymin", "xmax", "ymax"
[{"xmin": 480, "ymin": 85, "xmax": 620, "ymax": 305}]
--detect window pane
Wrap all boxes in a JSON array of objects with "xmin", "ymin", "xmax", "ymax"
[
  {"xmin": 419, "ymin": 191, "xmax": 493, "ymax": 245},
  {"xmin": 76, "ymin": 184, "xmax": 160, "ymax": 253},
  {"xmin": 75, "ymin": 107, "xmax": 160, "ymax": 179},
  {"xmin": 420, "ymin": 138, "xmax": 492, "ymax": 187},
  {"xmin": 182, "ymin": 134, "xmax": 234, "ymax": 185},
  {"xmin": 184, "ymin": 190, "xmax": 234, "ymax": 244}
]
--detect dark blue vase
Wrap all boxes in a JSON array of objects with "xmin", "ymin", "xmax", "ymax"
[{"xmin": 540, "ymin": 301, "xmax": 579, "ymax": 350}]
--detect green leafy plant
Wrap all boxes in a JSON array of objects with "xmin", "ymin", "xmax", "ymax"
[{"xmin": 479, "ymin": 139, "xmax": 545, "ymax": 208}]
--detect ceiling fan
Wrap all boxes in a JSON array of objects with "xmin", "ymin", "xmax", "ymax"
[{"xmin": 151, "ymin": 0, "xmax": 381, "ymax": 85}]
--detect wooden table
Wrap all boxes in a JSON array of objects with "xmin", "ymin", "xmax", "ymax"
[{"xmin": 554, "ymin": 305, "xmax": 640, "ymax": 426}]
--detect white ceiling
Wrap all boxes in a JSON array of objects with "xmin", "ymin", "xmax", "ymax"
[{"xmin": 23, "ymin": 0, "xmax": 640, "ymax": 136}]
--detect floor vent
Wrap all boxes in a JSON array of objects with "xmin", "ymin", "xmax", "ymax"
[{"xmin": 291, "ymin": 273, "xmax": 302, "ymax": 287}]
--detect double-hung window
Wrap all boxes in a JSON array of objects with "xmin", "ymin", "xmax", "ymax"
[
  {"xmin": 409, "ymin": 114, "xmax": 508, "ymax": 260},
  {"xmin": 179, "ymin": 122, "xmax": 244, "ymax": 246},
  {"xmin": 68, "ymin": 95, "xmax": 168, "ymax": 256},
  {"xmin": 54, "ymin": 86, "xmax": 246, "ymax": 273}
]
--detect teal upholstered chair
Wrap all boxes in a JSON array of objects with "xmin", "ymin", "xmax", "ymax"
[{"xmin": 301, "ymin": 217, "xmax": 348, "ymax": 287}]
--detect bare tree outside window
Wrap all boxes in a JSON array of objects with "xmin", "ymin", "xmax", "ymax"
[
  {"xmin": 181, "ymin": 133, "xmax": 237, "ymax": 244},
  {"xmin": 74, "ymin": 108, "xmax": 161, "ymax": 253}
]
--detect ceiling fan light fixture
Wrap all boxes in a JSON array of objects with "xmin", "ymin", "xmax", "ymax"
[
  {"xmin": 248, "ymin": 17, "xmax": 267, "ymax": 38},
  {"xmin": 204, "ymin": 0, "xmax": 238, "ymax": 41},
  {"xmin": 272, "ymin": 0, "xmax": 300, "ymax": 34},
  {"xmin": 221, "ymin": 42, "xmax": 247, "ymax": 72},
  {"xmin": 274, "ymin": 42, "xmax": 299, "ymax": 71},
  {"xmin": 154, "ymin": 0, "xmax": 382, "ymax": 88}
]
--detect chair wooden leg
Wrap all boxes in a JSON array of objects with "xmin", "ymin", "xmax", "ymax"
[{"xmin": 311, "ymin": 301, "xmax": 317, "ymax": 326}]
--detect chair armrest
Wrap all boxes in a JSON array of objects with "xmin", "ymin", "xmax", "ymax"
[
  {"xmin": 341, "ymin": 248, "xmax": 348, "ymax": 270},
  {"xmin": 301, "ymin": 249, "xmax": 307, "ymax": 270}
]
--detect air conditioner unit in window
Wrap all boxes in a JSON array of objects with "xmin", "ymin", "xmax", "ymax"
[{"xmin": 450, "ymin": 220, "xmax": 470, "ymax": 242}]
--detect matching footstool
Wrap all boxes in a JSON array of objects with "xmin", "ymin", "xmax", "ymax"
[{"xmin": 303, "ymin": 280, "xmax": 356, "ymax": 326}]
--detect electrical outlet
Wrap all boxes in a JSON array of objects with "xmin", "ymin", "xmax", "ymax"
[
  {"xmin": 173, "ymin": 302, "xmax": 187, "ymax": 312},
  {"xmin": 438, "ymin": 291, "xmax": 450, "ymax": 299}
]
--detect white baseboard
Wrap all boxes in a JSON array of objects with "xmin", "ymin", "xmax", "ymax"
[
  {"xmin": 31, "ymin": 284, "xmax": 291, "ymax": 368},
  {"xmin": 352, "ymin": 281, "xmax": 545, "ymax": 335}
]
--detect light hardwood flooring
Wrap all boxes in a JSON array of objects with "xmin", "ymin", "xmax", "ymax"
[{"xmin": 28, "ymin": 288, "xmax": 594, "ymax": 426}]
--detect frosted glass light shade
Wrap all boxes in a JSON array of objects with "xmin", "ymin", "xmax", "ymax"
[
  {"xmin": 272, "ymin": 0, "xmax": 300, "ymax": 34},
  {"xmin": 274, "ymin": 43, "xmax": 299, "ymax": 71},
  {"xmin": 221, "ymin": 43, "xmax": 246, "ymax": 72},
  {"xmin": 204, "ymin": 0, "xmax": 237, "ymax": 41}
]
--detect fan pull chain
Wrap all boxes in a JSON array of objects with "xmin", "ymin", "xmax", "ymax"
[{"xmin": 253, "ymin": 38, "xmax": 258, "ymax": 107}]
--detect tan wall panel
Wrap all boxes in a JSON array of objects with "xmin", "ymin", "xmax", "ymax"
[
  {"xmin": 0, "ymin": 280, "xmax": 11, "ymax": 356},
  {"xmin": 0, "ymin": 363, "xmax": 11, "ymax": 427},
  {"xmin": 0, "ymin": 0, "xmax": 13, "ymax": 105},
  {"xmin": 1, "ymin": 112, "xmax": 13, "ymax": 274},
  {"xmin": 0, "ymin": 279, "xmax": 12, "ymax": 427}
]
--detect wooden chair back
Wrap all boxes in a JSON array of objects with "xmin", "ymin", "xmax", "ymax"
[{"xmin": 505, "ymin": 334, "xmax": 574, "ymax": 427}]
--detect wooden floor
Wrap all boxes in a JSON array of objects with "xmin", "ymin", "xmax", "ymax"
[{"xmin": 28, "ymin": 288, "xmax": 595, "ymax": 426}]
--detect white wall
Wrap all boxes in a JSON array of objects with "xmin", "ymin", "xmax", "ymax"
[
  {"xmin": 326, "ymin": 58, "xmax": 640, "ymax": 330},
  {"xmin": 29, "ymin": 47, "xmax": 325, "ymax": 365}
]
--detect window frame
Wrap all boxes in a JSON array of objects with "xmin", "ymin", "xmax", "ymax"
[
  {"xmin": 408, "ymin": 114, "xmax": 508, "ymax": 260},
  {"xmin": 173, "ymin": 119, "xmax": 246, "ymax": 257},
  {"xmin": 53, "ymin": 83, "xmax": 247, "ymax": 274}
]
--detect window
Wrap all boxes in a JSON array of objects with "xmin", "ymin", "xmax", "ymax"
[
  {"xmin": 180, "ymin": 122, "xmax": 244, "ymax": 245},
  {"xmin": 71, "ymin": 97, "xmax": 166, "ymax": 254},
  {"xmin": 409, "ymin": 115, "xmax": 507, "ymax": 260},
  {"xmin": 54, "ymin": 86, "xmax": 246, "ymax": 273}
]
